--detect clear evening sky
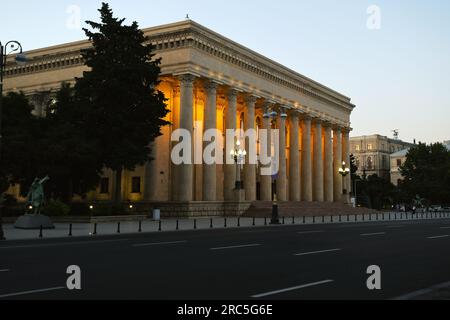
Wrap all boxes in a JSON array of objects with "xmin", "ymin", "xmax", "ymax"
[{"xmin": 1, "ymin": 0, "xmax": 449, "ymax": 144}]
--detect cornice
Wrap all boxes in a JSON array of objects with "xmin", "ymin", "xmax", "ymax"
[{"xmin": 5, "ymin": 20, "xmax": 355, "ymax": 113}]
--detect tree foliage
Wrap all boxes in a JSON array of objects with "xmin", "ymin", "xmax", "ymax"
[
  {"xmin": 75, "ymin": 3, "xmax": 169, "ymax": 200},
  {"xmin": 2, "ymin": 3, "xmax": 170, "ymax": 205},
  {"xmin": 78, "ymin": 3, "xmax": 171, "ymax": 167},
  {"xmin": 0, "ymin": 92, "xmax": 38, "ymax": 194},
  {"xmin": 400, "ymin": 143, "xmax": 450, "ymax": 205}
]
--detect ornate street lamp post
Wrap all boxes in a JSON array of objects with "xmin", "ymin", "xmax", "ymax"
[
  {"xmin": 0, "ymin": 40, "xmax": 26, "ymax": 240},
  {"xmin": 230, "ymin": 138, "xmax": 246, "ymax": 191},
  {"xmin": 263, "ymin": 108, "xmax": 281, "ymax": 225},
  {"xmin": 339, "ymin": 161, "xmax": 351, "ymax": 202}
]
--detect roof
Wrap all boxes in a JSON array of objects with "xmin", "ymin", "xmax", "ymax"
[{"xmin": 390, "ymin": 149, "xmax": 410, "ymax": 158}]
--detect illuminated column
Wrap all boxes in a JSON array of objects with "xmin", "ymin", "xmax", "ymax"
[
  {"xmin": 244, "ymin": 95, "xmax": 257, "ymax": 201},
  {"xmin": 333, "ymin": 127, "xmax": 343, "ymax": 202},
  {"xmin": 342, "ymin": 128, "xmax": 351, "ymax": 203},
  {"xmin": 277, "ymin": 108, "xmax": 288, "ymax": 201},
  {"xmin": 289, "ymin": 112, "xmax": 300, "ymax": 201},
  {"xmin": 178, "ymin": 74, "xmax": 195, "ymax": 202},
  {"xmin": 313, "ymin": 119, "xmax": 324, "ymax": 202},
  {"xmin": 260, "ymin": 103, "xmax": 273, "ymax": 201},
  {"xmin": 202, "ymin": 81, "xmax": 218, "ymax": 201},
  {"xmin": 224, "ymin": 89, "xmax": 238, "ymax": 201},
  {"xmin": 323, "ymin": 124, "xmax": 334, "ymax": 202},
  {"xmin": 301, "ymin": 116, "xmax": 313, "ymax": 202},
  {"xmin": 170, "ymin": 86, "xmax": 180, "ymax": 201}
]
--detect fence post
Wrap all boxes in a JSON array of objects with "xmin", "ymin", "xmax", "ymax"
[
  {"xmin": 292, "ymin": 216, "xmax": 295, "ymax": 225},
  {"xmin": 210, "ymin": 218, "xmax": 213, "ymax": 229},
  {"xmin": 117, "ymin": 222, "xmax": 121, "ymax": 234},
  {"xmin": 138, "ymin": 221, "xmax": 142, "ymax": 233},
  {"xmin": 69, "ymin": 224, "xmax": 72, "ymax": 237},
  {"xmin": 303, "ymin": 216, "xmax": 306, "ymax": 224},
  {"xmin": 253, "ymin": 217, "xmax": 256, "ymax": 226},
  {"xmin": 176, "ymin": 220, "xmax": 179, "ymax": 231},
  {"xmin": 158, "ymin": 220, "xmax": 161, "ymax": 232},
  {"xmin": 93, "ymin": 223, "xmax": 97, "ymax": 235},
  {"xmin": 39, "ymin": 225, "xmax": 43, "ymax": 239},
  {"xmin": 194, "ymin": 219, "xmax": 197, "ymax": 230},
  {"xmin": 238, "ymin": 217, "xmax": 241, "ymax": 227}
]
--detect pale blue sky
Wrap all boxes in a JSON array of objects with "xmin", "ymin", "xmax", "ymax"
[{"xmin": 2, "ymin": 0, "xmax": 449, "ymax": 143}]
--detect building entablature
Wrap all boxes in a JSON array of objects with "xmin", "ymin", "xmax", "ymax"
[{"xmin": 5, "ymin": 20, "xmax": 354, "ymax": 124}]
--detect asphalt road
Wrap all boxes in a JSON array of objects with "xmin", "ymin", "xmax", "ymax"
[{"xmin": 1, "ymin": 219, "xmax": 450, "ymax": 300}]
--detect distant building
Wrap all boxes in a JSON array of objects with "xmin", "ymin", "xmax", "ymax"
[
  {"xmin": 443, "ymin": 140, "xmax": 450, "ymax": 151},
  {"xmin": 390, "ymin": 149, "xmax": 410, "ymax": 186},
  {"xmin": 350, "ymin": 135, "xmax": 414, "ymax": 180}
]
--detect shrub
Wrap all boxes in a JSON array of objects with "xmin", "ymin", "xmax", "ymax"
[{"xmin": 42, "ymin": 200, "xmax": 70, "ymax": 217}]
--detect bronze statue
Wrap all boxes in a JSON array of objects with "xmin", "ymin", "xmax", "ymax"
[{"xmin": 26, "ymin": 176, "xmax": 50, "ymax": 215}]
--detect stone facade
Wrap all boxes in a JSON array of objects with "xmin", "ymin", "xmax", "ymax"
[
  {"xmin": 350, "ymin": 135, "xmax": 414, "ymax": 180},
  {"xmin": 4, "ymin": 20, "xmax": 355, "ymax": 214},
  {"xmin": 390, "ymin": 149, "xmax": 410, "ymax": 186}
]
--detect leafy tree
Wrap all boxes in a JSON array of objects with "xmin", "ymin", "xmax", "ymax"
[
  {"xmin": 400, "ymin": 143, "xmax": 450, "ymax": 205},
  {"xmin": 0, "ymin": 92, "xmax": 38, "ymax": 195},
  {"xmin": 358, "ymin": 174, "xmax": 396, "ymax": 210},
  {"xmin": 74, "ymin": 3, "xmax": 169, "ymax": 202},
  {"xmin": 36, "ymin": 83, "xmax": 103, "ymax": 201}
]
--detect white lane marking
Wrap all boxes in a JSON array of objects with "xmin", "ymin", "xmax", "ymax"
[
  {"xmin": 393, "ymin": 281, "xmax": 450, "ymax": 300},
  {"xmin": 252, "ymin": 280, "xmax": 334, "ymax": 298},
  {"xmin": 0, "ymin": 269, "xmax": 10, "ymax": 273},
  {"xmin": 0, "ymin": 287, "xmax": 66, "ymax": 299},
  {"xmin": 294, "ymin": 249, "xmax": 341, "ymax": 256},
  {"xmin": 210, "ymin": 244, "xmax": 261, "ymax": 251},
  {"xmin": 0, "ymin": 239, "xmax": 130, "ymax": 249},
  {"xmin": 428, "ymin": 235, "xmax": 449, "ymax": 239},
  {"xmin": 297, "ymin": 231, "xmax": 324, "ymax": 235},
  {"xmin": 132, "ymin": 241, "xmax": 187, "ymax": 247},
  {"xmin": 361, "ymin": 232, "xmax": 386, "ymax": 236}
]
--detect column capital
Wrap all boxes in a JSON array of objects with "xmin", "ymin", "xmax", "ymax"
[
  {"xmin": 289, "ymin": 110, "xmax": 300, "ymax": 121},
  {"xmin": 300, "ymin": 113, "xmax": 312, "ymax": 121},
  {"xmin": 178, "ymin": 73, "xmax": 196, "ymax": 87},
  {"xmin": 244, "ymin": 94, "xmax": 259, "ymax": 105},
  {"xmin": 228, "ymin": 88, "xmax": 240, "ymax": 100},
  {"xmin": 204, "ymin": 80, "xmax": 219, "ymax": 93}
]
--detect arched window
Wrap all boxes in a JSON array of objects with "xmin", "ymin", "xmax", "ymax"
[{"xmin": 366, "ymin": 156, "xmax": 373, "ymax": 170}]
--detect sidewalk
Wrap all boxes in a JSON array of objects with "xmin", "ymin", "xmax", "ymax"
[{"xmin": 2, "ymin": 212, "xmax": 450, "ymax": 241}]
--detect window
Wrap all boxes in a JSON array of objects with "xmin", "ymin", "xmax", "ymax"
[
  {"xmin": 367, "ymin": 144, "xmax": 373, "ymax": 151},
  {"xmin": 355, "ymin": 145, "xmax": 360, "ymax": 151},
  {"xmin": 131, "ymin": 177, "xmax": 141, "ymax": 194},
  {"xmin": 367, "ymin": 157, "xmax": 373, "ymax": 170},
  {"xmin": 397, "ymin": 159, "xmax": 402, "ymax": 167},
  {"xmin": 100, "ymin": 178, "xmax": 109, "ymax": 194},
  {"xmin": 382, "ymin": 155, "xmax": 388, "ymax": 169}
]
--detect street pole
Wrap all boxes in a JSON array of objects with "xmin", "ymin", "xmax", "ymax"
[
  {"xmin": 0, "ymin": 40, "xmax": 25, "ymax": 240},
  {"xmin": 0, "ymin": 42, "xmax": 6, "ymax": 240}
]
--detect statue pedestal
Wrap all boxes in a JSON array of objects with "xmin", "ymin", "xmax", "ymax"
[{"xmin": 14, "ymin": 214, "xmax": 55, "ymax": 230}]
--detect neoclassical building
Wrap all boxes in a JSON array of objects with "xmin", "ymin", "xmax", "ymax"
[{"xmin": 4, "ymin": 20, "xmax": 355, "ymax": 215}]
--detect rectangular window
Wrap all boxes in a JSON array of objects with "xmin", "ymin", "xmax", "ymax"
[
  {"xmin": 355, "ymin": 145, "xmax": 360, "ymax": 151},
  {"xmin": 367, "ymin": 144, "xmax": 373, "ymax": 150},
  {"xmin": 132, "ymin": 177, "xmax": 141, "ymax": 194},
  {"xmin": 397, "ymin": 159, "xmax": 402, "ymax": 167},
  {"xmin": 100, "ymin": 178, "xmax": 109, "ymax": 194}
]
